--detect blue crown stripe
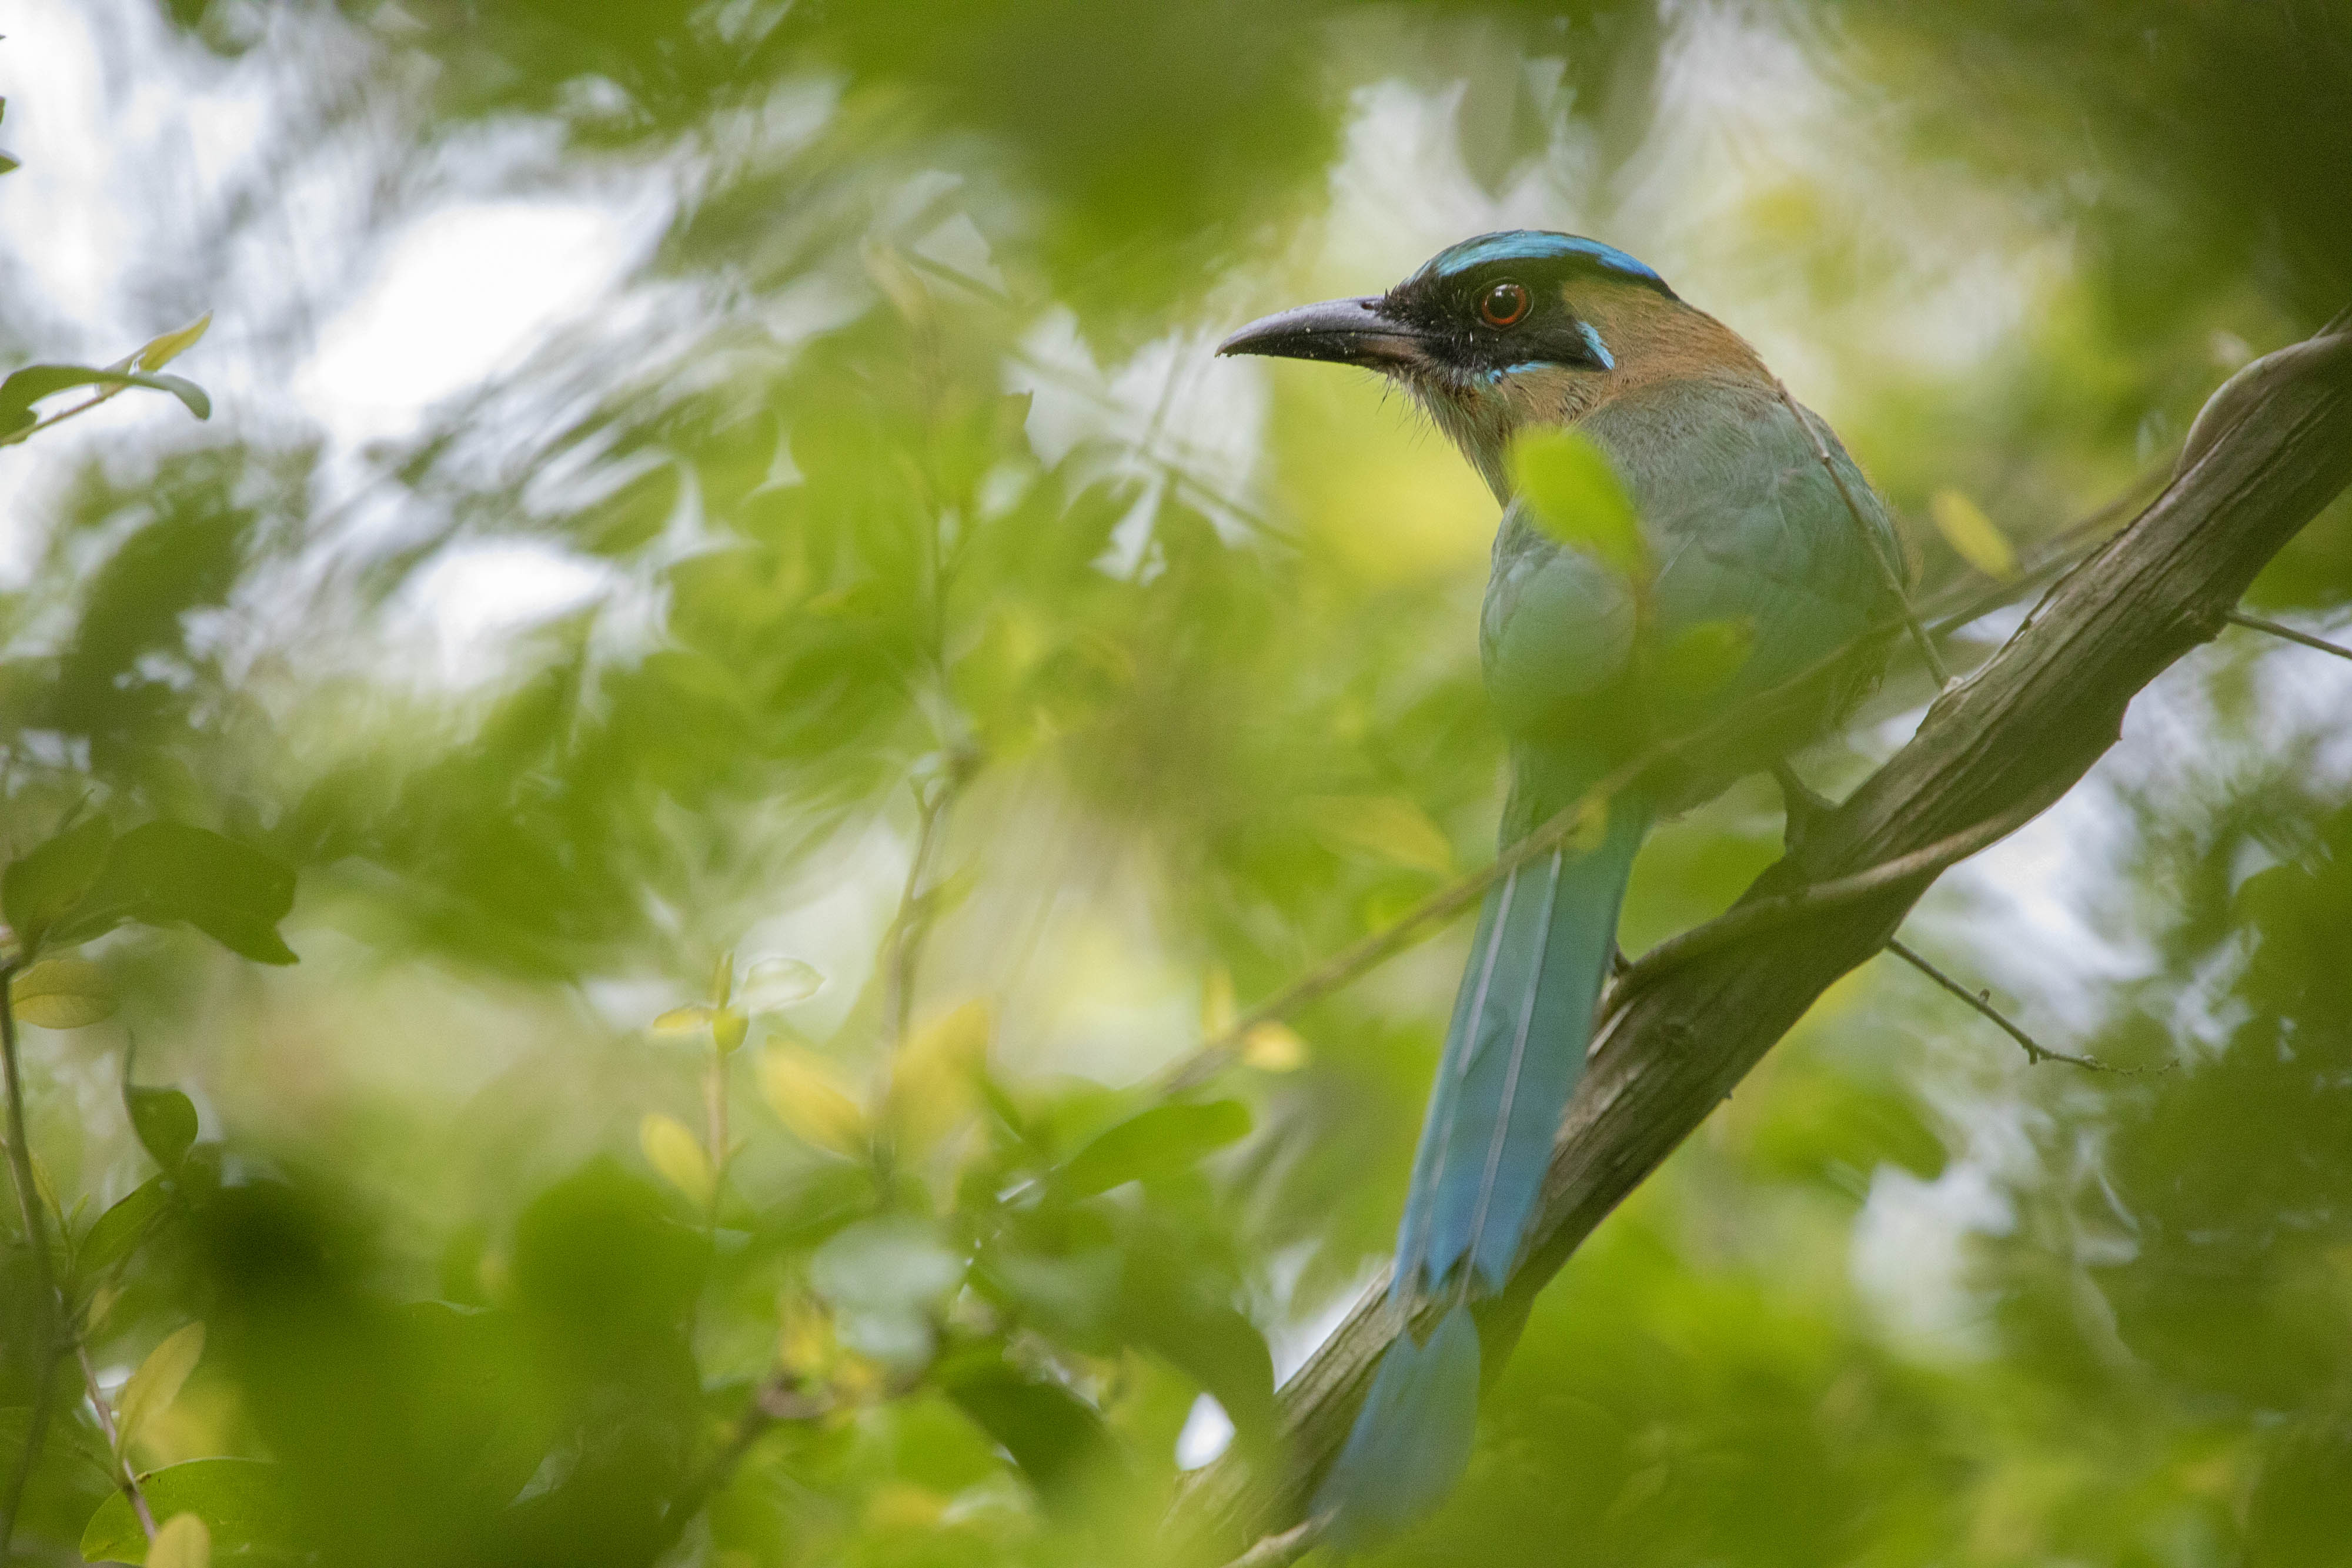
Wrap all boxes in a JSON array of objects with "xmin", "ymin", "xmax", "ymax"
[{"xmin": 1413, "ymin": 230, "xmax": 1671, "ymax": 296}]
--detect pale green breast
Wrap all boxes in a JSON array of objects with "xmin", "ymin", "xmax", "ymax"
[{"xmin": 1480, "ymin": 376, "xmax": 1900, "ymax": 789}]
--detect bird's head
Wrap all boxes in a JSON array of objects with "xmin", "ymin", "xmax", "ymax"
[{"xmin": 1219, "ymin": 230, "xmax": 1757, "ymax": 499}]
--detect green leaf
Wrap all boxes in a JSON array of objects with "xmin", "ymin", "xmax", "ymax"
[
  {"xmin": 12, "ymin": 957, "xmax": 116, "ymax": 1029},
  {"xmin": 58, "ymin": 821, "xmax": 298, "ymax": 964},
  {"xmin": 0, "ymin": 1406, "xmax": 28, "ymax": 1468},
  {"xmin": 4, "ymin": 814, "xmax": 114, "ymax": 954},
  {"xmin": 136, "ymin": 313, "xmax": 213, "ymax": 373},
  {"xmin": 80, "ymin": 1457, "xmax": 290, "ymax": 1564},
  {"xmin": 147, "ymin": 1512, "xmax": 211, "ymax": 1568},
  {"xmin": 1652, "ymin": 618, "xmax": 1756, "ymax": 706},
  {"xmin": 639, "ymin": 1112, "xmax": 716, "ymax": 1206},
  {"xmin": 1240, "ymin": 1021, "xmax": 1308, "ymax": 1072},
  {"xmin": 80, "ymin": 1175, "xmax": 172, "ymax": 1276},
  {"xmin": 0, "ymin": 1402, "xmax": 113, "ymax": 1490},
  {"xmin": 1304, "ymin": 795, "xmax": 1456, "ymax": 876},
  {"xmin": 1509, "ymin": 426, "xmax": 1648, "ymax": 581},
  {"xmin": 938, "ymin": 1349, "xmax": 1121, "ymax": 1504},
  {"xmin": 1056, "ymin": 1101, "xmax": 1251, "ymax": 1196},
  {"xmin": 115, "ymin": 1322, "xmax": 205, "ymax": 1456},
  {"xmin": 128, "ymin": 1085, "xmax": 200, "ymax": 1172},
  {"xmin": 1929, "ymin": 487, "xmax": 2019, "ymax": 580},
  {"xmin": 758, "ymin": 1042, "xmax": 868, "ymax": 1156},
  {"xmin": 985, "ymin": 1248, "xmax": 1124, "ymax": 1350},
  {"xmin": 808, "ymin": 1215, "xmax": 965, "ymax": 1365},
  {"xmin": 737, "ymin": 955, "xmax": 826, "ymax": 1011},
  {"xmin": 31, "ymin": 1151, "xmax": 65, "ymax": 1228},
  {"xmin": 0, "ymin": 364, "xmax": 211, "ymax": 439},
  {"xmin": 1119, "ymin": 1249, "xmax": 1277, "ymax": 1448}
]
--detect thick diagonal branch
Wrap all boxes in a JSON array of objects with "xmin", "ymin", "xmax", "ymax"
[{"xmin": 1177, "ymin": 310, "xmax": 2352, "ymax": 1549}]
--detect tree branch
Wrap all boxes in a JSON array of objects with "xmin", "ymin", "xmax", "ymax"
[
  {"xmin": 1175, "ymin": 309, "xmax": 2352, "ymax": 1550},
  {"xmin": 75, "ymin": 1341, "xmax": 159, "ymax": 1542},
  {"xmin": 1882, "ymin": 937, "xmax": 2137, "ymax": 1074},
  {"xmin": 2226, "ymin": 609, "xmax": 2352, "ymax": 663}
]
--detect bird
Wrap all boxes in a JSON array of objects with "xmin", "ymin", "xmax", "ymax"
[{"xmin": 1218, "ymin": 231, "xmax": 1902, "ymax": 1547}]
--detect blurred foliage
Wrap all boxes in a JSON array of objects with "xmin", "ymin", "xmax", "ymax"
[{"xmin": 0, "ymin": 1, "xmax": 2348, "ymax": 1564}]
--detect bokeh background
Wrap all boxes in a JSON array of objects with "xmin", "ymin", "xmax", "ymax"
[{"xmin": 2, "ymin": 1, "xmax": 2350, "ymax": 1564}]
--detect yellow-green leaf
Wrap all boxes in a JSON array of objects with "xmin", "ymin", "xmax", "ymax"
[
  {"xmin": 639, "ymin": 1112, "xmax": 715, "ymax": 1205},
  {"xmin": 711, "ymin": 1008, "xmax": 749, "ymax": 1057},
  {"xmin": 135, "ymin": 312, "xmax": 212, "ymax": 373},
  {"xmin": 78, "ymin": 1457, "xmax": 287, "ymax": 1564},
  {"xmin": 1562, "ymin": 794, "xmax": 1612, "ymax": 857},
  {"xmin": 11, "ymin": 956, "xmax": 115, "ymax": 1029},
  {"xmin": 148, "ymin": 1512, "xmax": 211, "ymax": 1568},
  {"xmin": 1058, "ymin": 1101, "xmax": 1251, "ymax": 1196},
  {"xmin": 738, "ymin": 956, "xmax": 824, "ymax": 1012},
  {"xmin": 1307, "ymin": 796, "xmax": 1456, "ymax": 877},
  {"xmin": 1201, "ymin": 966, "xmax": 1236, "ymax": 1037},
  {"xmin": 900, "ymin": 998, "xmax": 990, "ymax": 1074},
  {"xmin": 116, "ymin": 1321, "xmax": 205, "ymax": 1456},
  {"xmin": 1509, "ymin": 427, "xmax": 1648, "ymax": 581},
  {"xmin": 29, "ymin": 1152, "xmax": 63, "ymax": 1227},
  {"xmin": 887, "ymin": 999, "xmax": 991, "ymax": 1152},
  {"xmin": 777, "ymin": 1290, "xmax": 836, "ymax": 1377},
  {"xmin": 650, "ymin": 1004, "xmax": 714, "ymax": 1035},
  {"xmin": 1653, "ymin": 618, "xmax": 1756, "ymax": 704},
  {"xmin": 1929, "ymin": 488, "xmax": 2018, "ymax": 580},
  {"xmin": 1241, "ymin": 1021, "xmax": 1307, "ymax": 1072},
  {"xmin": 710, "ymin": 950, "xmax": 735, "ymax": 1009},
  {"xmin": 759, "ymin": 1044, "xmax": 868, "ymax": 1158}
]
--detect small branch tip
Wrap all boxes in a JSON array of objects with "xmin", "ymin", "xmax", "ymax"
[{"xmin": 1885, "ymin": 937, "xmax": 2159, "ymax": 1074}]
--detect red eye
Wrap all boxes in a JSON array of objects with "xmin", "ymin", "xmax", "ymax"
[{"xmin": 1478, "ymin": 280, "xmax": 1531, "ymax": 327}]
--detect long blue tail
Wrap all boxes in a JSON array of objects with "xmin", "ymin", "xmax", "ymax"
[{"xmin": 1312, "ymin": 790, "xmax": 1649, "ymax": 1547}]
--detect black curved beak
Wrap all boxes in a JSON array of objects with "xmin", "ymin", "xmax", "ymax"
[{"xmin": 1216, "ymin": 296, "xmax": 1429, "ymax": 370}]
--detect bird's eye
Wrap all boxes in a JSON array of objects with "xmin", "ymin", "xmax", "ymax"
[{"xmin": 1478, "ymin": 281, "xmax": 1531, "ymax": 328}]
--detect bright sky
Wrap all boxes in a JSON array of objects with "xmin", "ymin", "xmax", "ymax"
[{"xmin": 0, "ymin": 0, "xmax": 669, "ymax": 683}]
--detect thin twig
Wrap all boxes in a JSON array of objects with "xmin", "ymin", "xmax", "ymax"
[
  {"xmin": 650, "ymin": 1376, "xmax": 821, "ymax": 1556},
  {"xmin": 703, "ymin": 1036, "xmax": 730, "ymax": 1228},
  {"xmin": 1158, "ymin": 459, "xmax": 2174, "ymax": 1097},
  {"xmin": 878, "ymin": 748, "xmax": 979, "ymax": 1049},
  {"xmin": 686, "ymin": 1373, "xmax": 835, "ymax": 1503},
  {"xmin": 1917, "ymin": 466, "xmax": 2169, "ymax": 638},
  {"xmin": 0, "ymin": 961, "xmax": 64, "ymax": 1554},
  {"xmin": 1155, "ymin": 453, "xmax": 2177, "ymax": 1101},
  {"xmin": 2226, "ymin": 610, "xmax": 2352, "ymax": 663},
  {"xmin": 1605, "ymin": 787, "xmax": 2060, "ymax": 1009},
  {"xmin": 0, "ymin": 349, "xmax": 143, "ymax": 450},
  {"xmin": 1883, "ymin": 938, "xmax": 2144, "ymax": 1073},
  {"xmin": 0, "ymin": 948, "xmax": 158, "ymax": 1542},
  {"xmin": 1158, "ymin": 603, "xmax": 1934, "ymax": 1098},
  {"xmin": 1773, "ymin": 377, "xmax": 1950, "ymax": 685},
  {"xmin": 657, "ymin": 1364, "xmax": 918, "ymax": 1555},
  {"xmin": 75, "ymin": 1342, "xmax": 159, "ymax": 1541},
  {"xmin": 1216, "ymin": 1514, "xmax": 1329, "ymax": 1568}
]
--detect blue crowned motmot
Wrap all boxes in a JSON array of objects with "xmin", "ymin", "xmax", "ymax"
[{"xmin": 1220, "ymin": 232, "xmax": 1900, "ymax": 1546}]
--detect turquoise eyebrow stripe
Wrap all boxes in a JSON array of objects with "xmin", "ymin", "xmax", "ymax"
[{"xmin": 1414, "ymin": 230, "xmax": 1671, "ymax": 296}]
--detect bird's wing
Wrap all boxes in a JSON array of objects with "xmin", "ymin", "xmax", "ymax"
[{"xmin": 1482, "ymin": 381, "xmax": 1900, "ymax": 753}]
